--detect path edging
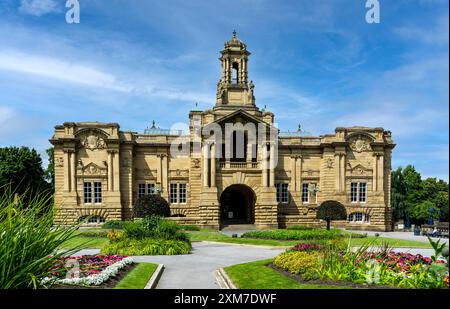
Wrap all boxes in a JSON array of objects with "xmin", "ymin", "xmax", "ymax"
[
  {"xmin": 200, "ymin": 240, "xmax": 288, "ymax": 250},
  {"xmin": 214, "ymin": 267, "xmax": 237, "ymax": 289},
  {"xmin": 144, "ymin": 263, "xmax": 164, "ymax": 289}
]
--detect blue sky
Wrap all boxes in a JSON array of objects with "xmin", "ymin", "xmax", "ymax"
[{"xmin": 0, "ymin": 0, "xmax": 448, "ymax": 180}]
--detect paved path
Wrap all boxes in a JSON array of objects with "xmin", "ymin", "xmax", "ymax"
[
  {"xmin": 347, "ymin": 230, "xmax": 449, "ymax": 245},
  {"xmin": 131, "ymin": 242, "xmax": 284, "ymax": 289}
]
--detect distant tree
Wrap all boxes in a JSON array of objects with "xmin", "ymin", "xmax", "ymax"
[
  {"xmin": 316, "ymin": 200, "xmax": 347, "ymax": 230},
  {"xmin": 391, "ymin": 167, "xmax": 407, "ymax": 221},
  {"xmin": 410, "ymin": 200, "xmax": 439, "ymax": 224},
  {"xmin": 133, "ymin": 194, "xmax": 170, "ymax": 218},
  {"xmin": 0, "ymin": 147, "xmax": 50, "ymax": 198},
  {"xmin": 435, "ymin": 191, "xmax": 449, "ymax": 221},
  {"xmin": 45, "ymin": 147, "xmax": 55, "ymax": 190}
]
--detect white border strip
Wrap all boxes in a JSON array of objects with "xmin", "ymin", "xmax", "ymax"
[
  {"xmin": 214, "ymin": 268, "xmax": 237, "ymax": 289},
  {"xmin": 144, "ymin": 263, "xmax": 165, "ymax": 289}
]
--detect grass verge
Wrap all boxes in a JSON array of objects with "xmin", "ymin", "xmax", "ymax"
[
  {"xmin": 114, "ymin": 263, "xmax": 158, "ymax": 289},
  {"xmin": 224, "ymin": 259, "xmax": 347, "ymax": 289}
]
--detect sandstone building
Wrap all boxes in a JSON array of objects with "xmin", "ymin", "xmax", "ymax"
[{"xmin": 50, "ymin": 32, "xmax": 395, "ymax": 231}]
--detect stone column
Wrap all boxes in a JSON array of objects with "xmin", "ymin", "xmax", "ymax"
[
  {"xmin": 113, "ymin": 150, "xmax": 120, "ymax": 192},
  {"xmin": 269, "ymin": 143, "xmax": 275, "ymax": 187},
  {"xmin": 377, "ymin": 152, "xmax": 384, "ymax": 192},
  {"xmin": 70, "ymin": 150, "xmax": 76, "ymax": 193},
  {"xmin": 298, "ymin": 155, "xmax": 303, "ymax": 191},
  {"xmin": 373, "ymin": 153, "xmax": 378, "ymax": 191},
  {"xmin": 261, "ymin": 144, "xmax": 268, "ymax": 187},
  {"xmin": 162, "ymin": 154, "xmax": 168, "ymax": 195},
  {"xmin": 335, "ymin": 153, "xmax": 340, "ymax": 191},
  {"xmin": 64, "ymin": 150, "xmax": 70, "ymax": 192},
  {"xmin": 340, "ymin": 153, "xmax": 346, "ymax": 192},
  {"xmin": 203, "ymin": 143, "xmax": 210, "ymax": 187},
  {"xmin": 107, "ymin": 151, "xmax": 113, "ymax": 191},
  {"xmin": 210, "ymin": 143, "xmax": 216, "ymax": 187},
  {"xmin": 291, "ymin": 156, "xmax": 297, "ymax": 192},
  {"xmin": 246, "ymin": 142, "xmax": 252, "ymax": 167}
]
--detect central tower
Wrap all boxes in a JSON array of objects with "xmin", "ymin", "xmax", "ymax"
[{"xmin": 215, "ymin": 31, "xmax": 256, "ymax": 109}]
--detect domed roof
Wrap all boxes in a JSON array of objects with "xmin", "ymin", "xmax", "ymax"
[{"xmin": 224, "ymin": 30, "xmax": 247, "ymax": 50}]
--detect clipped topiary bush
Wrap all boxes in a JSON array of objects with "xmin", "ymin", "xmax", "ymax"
[
  {"xmin": 102, "ymin": 220, "xmax": 126, "ymax": 229},
  {"xmin": 286, "ymin": 225, "xmax": 314, "ymax": 231},
  {"xmin": 316, "ymin": 200, "xmax": 347, "ymax": 230},
  {"xmin": 241, "ymin": 229, "xmax": 341, "ymax": 240},
  {"xmin": 123, "ymin": 215, "xmax": 189, "ymax": 242},
  {"xmin": 133, "ymin": 194, "xmax": 170, "ymax": 218},
  {"xmin": 101, "ymin": 238, "xmax": 191, "ymax": 255},
  {"xmin": 273, "ymin": 251, "xmax": 320, "ymax": 280}
]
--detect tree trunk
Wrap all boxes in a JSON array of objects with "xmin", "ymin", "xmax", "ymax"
[{"xmin": 326, "ymin": 220, "xmax": 331, "ymax": 230}]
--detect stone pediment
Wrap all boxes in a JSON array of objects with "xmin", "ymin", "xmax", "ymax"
[
  {"xmin": 346, "ymin": 132, "xmax": 375, "ymax": 153},
  {"xmin": 349, "ymin": 164, "xmax": 372, "ymax": 176},
  {"xmin": 79, "ymin": 162, "xmax": 107, "ymax": 176},
  {"xmin": 76, "ymin": 128, "xmax": 108, "ymax": 150},
  {"xmin": 206, "ymin": 109, "xmax": 272, "ymax": 129}
]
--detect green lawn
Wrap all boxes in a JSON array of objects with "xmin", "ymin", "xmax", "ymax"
[
  {"xmin": 60, "ymin": 229, "xmax": 435, "ymax": 250},
  {"xmin": 224, "ymin": 259, "xmax": 347, "ymax": 289},
  {"xmin": 115, "ymin": 263, "xmax": 158, "ymax": 289}
]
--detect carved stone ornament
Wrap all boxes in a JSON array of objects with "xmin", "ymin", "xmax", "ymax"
[
  {"xmin": 55, "ymin": 157, "xmax": 64, "ymax": 167},
  {"xmin": 192, "ymin": 158, "xmax": 201, "ymax": 168},
  {"xmin": 83, "ymin": 163, "xmax": 107, "ymax": 176},
  {"xmin": 82, "ymin": 132, "xmax": 106, "ymax": 150},
  {"xmin": 326, "ymin": 158, "xmax": 333, "ymax": 168},
  {"xmin": 349, "ymin": 135, "xmax": 372, "ymax": 153}
]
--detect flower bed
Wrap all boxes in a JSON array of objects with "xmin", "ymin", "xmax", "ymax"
[
  {"xmin": 241, "ymin": 229, "xmax": 342, "ymax": 240},
  {"xmin": 42, "ymin": 255, "xmax": 134, "ymax": 286},
  {"xmin": 290, "ymin": 243, "xmax": 322, "ymax": 252}
]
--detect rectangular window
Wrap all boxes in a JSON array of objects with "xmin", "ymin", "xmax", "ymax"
[
  {"xmin": 148, "ymin": 183, "xmax": 156, "ymax": 195},
  {"xmin": 94, "ymin": 182, "xmax": 102, "ymax": 203},
  {"xmin": 355, "ymin": 212, "xmax": 363, "ymax": 222},
  {"xmin": 138, "ymin": 183, "xmax": 146, "ymax": 198},
  {"xmin": 275, "ymin": 183, "xmax": 281, "ymax": 203},
  {"xmin": 310, "ymin": 183, "xmax": 318, "ymax": 204},
  {"xmin": 351, "ymin": 182, "xmax": 358, "ymax": 202},
  {"xmin": 179, "ymin": 184, "xmax": 187, "ymax": 203},
  {"xmin": 302, "ymin": 183, "xmax": 309, "ymax": 203},
  {"xmin": 364, "ymin": 214, "xmax": 370, "ymax": 223},
  {"xmin": 281, "ymin": 183, "xmax": 289, "ymax": 204},
  {"xmin": 359, "ymin": 183, "xmax": 367, "ymax": 203},
  {"xmin": 170, "ymin": 183, "xmax": 178, "ymax": 204},
  {"xmin": 84, "ymin": 182, "xmax": 92, "ymax": 204}
]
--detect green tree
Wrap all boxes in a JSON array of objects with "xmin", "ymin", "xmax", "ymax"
[
  {"xmin": 45, "ymin": 147, "xmax": 55, "ymax": 189},
  {"xmin": 410, "ymin": 200, "xmax": 439, "ymax": 224},
  {"xmin": 0, "ymin": 147, "xmax": 50, "ymax": 197},
  {"xmin": 391, "ymin": 167, "xmax": 407, "ymax": 221}
]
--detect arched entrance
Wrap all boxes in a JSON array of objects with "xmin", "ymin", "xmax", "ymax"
[{"xmin": 220, "ymin": 184, "xmax": 255, "ymax": 225}]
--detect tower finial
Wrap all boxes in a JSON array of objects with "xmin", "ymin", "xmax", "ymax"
[{"xmin": 232, "ymin": 30, "xmax": 237, "ymax": 38}]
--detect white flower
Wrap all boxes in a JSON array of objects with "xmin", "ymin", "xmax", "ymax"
[{"xmin": 42, "ymin": 257, "xmax": 134, "ymax": 286}]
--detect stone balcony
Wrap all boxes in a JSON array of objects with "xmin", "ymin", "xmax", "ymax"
[{"xmin": 219, "ymin": 161, "xmax": 259, "ymax": 169}]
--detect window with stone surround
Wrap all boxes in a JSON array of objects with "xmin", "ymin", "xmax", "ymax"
[
  {"xmin": 83, "ymin": 182, "xmax": 92, "ymax": 204},
  {"xmin": 94, "ymin": 182, "xmax": 102, "ymax": 203},
  {"xmin": 348, "ymin": 212, "xmax": 370, "ymax": 224},
  {"xmin": 351, "ymin": 182, "xmax": 367, "ymax": 203},
  {"xmin": 179, "ymin": 184, "xmax": 187, "ymax": 203},
  {"xmin": 138, "ymin": 183, "xmax": 156, "ymax": 198},
  {"xmin": 170, "ymin": 183, "xmax": 178, "ymax": 204},
  {"xmin": 302, "ymin": 183, "xmax": 309, "ymax": 203},
  {"xmin": 276, "ymin": 183, "xmax": 289, "ymax": 204}
]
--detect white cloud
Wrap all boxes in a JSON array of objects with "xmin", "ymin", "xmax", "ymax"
[
  {"xmin": 0, "ymin": 50, "xmax": 132, "ymax": 92},
  {"xmin": 18, "ymin": 0, "xmax": 60, "ymax": 17},
  {"xmin": 394, "ymin": 15, "xmax": 449, "ymax": 46},
  {"xmin": 0, "ymin": 106, "xmax": 15, "ymax": 124}
]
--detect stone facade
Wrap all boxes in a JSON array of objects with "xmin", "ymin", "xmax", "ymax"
[{"xmin": 50, "ymin": 33, "xmax": 395, "ymax": 231}]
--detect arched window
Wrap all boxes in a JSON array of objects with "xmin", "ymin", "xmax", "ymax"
[
  {"xmin": 348, "ymin": 212, "xmax": 370, "ymax": 224},
  {"xmin": 78, "ymin": 215, "xmax": 105, "ymax": 224},
  {"xmin": 232, "ymin": 62, "xmax": 239, "ymax": 84}
]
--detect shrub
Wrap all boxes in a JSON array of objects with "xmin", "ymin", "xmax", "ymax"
[
  {"xmin": 291, "ymin": 243, "xmax": 322, "ymax": 252},
  {"xmin": 77, "ymin": 229, "xmax": 109, "ymax": 237},
  {"xmin": 101, "ymin": 238, "xmax": 191, "ymax": 255},
  {"xmin": 102, "ymin": 220, "xmax": 126, "ymax": 229},
  {"xmin": 181, "ymin": 225, "xmax": 201, "ymax": 231},
  {"xmin": 286, "ymin": 225, "xmax": 313, "ymax": 231},
  {"xmin": 123, "ymin": 216, "xmax": 189, "ymax": 242},
  {"xmin": 133, "ymin": 194, "xmax": 170, "ymax": 218},
  {"xmin": 316, "ymin": 200, "xmax": 347, "ymax": 230},
  {"xmin": 273, "ymin": 251, "xmax": 320, "ymax": 280},
  {"xmin": 107, "ymin": 230, "xmax": 125, "ymax": 242},
  {"xmin": 0, "ymin": 189, "xmax": 80, "ymax": 289},
  {"xmin": 241, "ymin": 229, "xmax": 341, "ymax": 240}
]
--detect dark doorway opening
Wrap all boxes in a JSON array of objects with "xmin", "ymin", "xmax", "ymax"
[{"xmin": 220, "ymin": 185, "xmax": 255, "ymax": 225}]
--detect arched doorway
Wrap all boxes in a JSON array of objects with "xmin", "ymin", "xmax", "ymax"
[{"xmin": 220, "ymin": 184, "xmax": 255, "ymax": 225}]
